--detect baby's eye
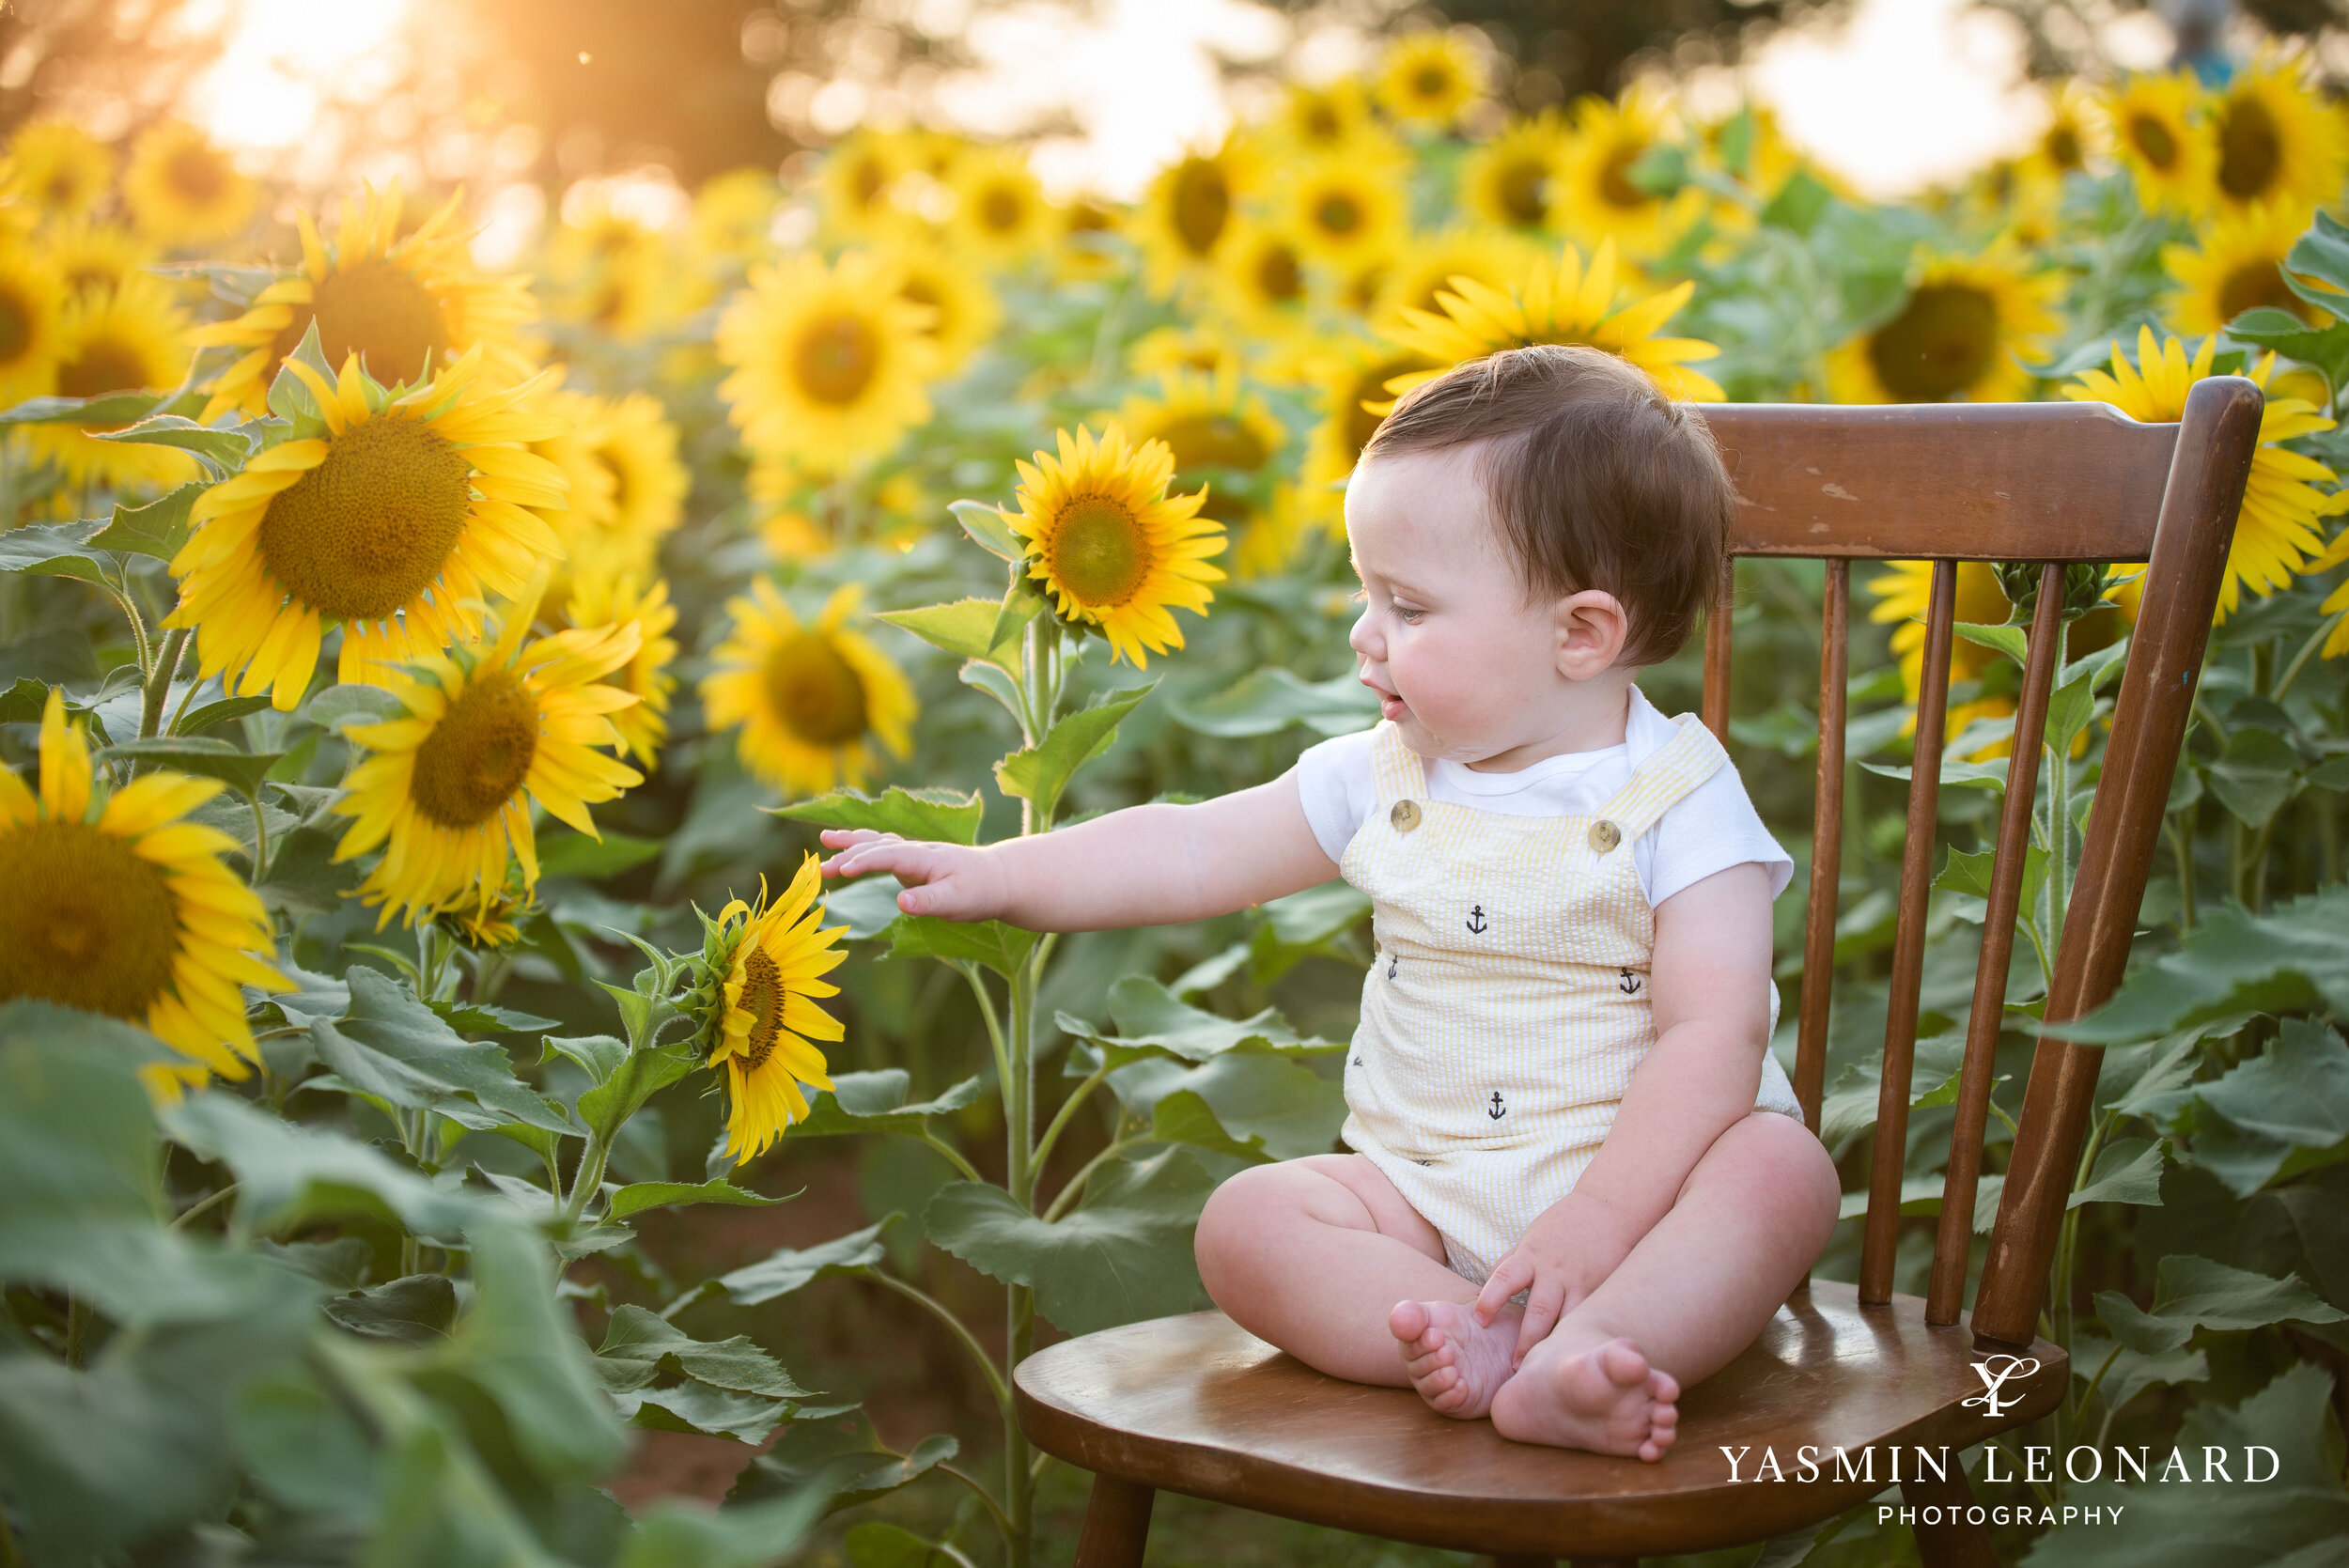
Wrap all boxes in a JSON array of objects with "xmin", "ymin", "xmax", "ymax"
[{"xmin": 1396, "ymin": 605, "xmax": 1425, "ymax": 624}]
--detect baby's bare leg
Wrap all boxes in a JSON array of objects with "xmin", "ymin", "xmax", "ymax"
[
  {"xmin": 1489, "ymin": 1110, "xmax": 1842, "ymax": 1454},
  {"xmin": 1195, "ymin": 1154, "xmax": 1520, "ymax": 1414}
]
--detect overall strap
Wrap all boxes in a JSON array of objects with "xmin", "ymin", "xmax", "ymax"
[
  {"xmin": 1593, "ymin": 712, "xmax": 1730, "ymax": 841},
  {"xmin": 1366, "ymin": 721, "xmax": 1428, "ymax": 804}
]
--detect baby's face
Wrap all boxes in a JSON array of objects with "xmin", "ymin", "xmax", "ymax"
[{"xmin": 1345, "ymin": 446, "xmax": 1610, "ymax": 767}]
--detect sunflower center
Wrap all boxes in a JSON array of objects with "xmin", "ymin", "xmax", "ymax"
[
  {"xmin": 1254, "ymin": 242, "xmax": 1302, "ymax": 303},
  {"xmin": 57, "ymin": 336, "xmax": 149, "ymax": 401},
  {"xmin": 849, "ymin": 156, "xmax": 888, "ymax": 210},
  {"xmin": 980, "ymin": 186, "xmax": 1024, "ymax": 234},
  {"xmin": 1315, "ymin": 191, "xmax": 1363, "ymax": 238},
  {"xmin": 1413, "ymin": 66, "xmax": 1450, "ymax": 100},
  {"xmin": 257, "ymin": 413, "xmax": 474, "ymax": 620},
  {"xmin": 739, "ymin": 948, "xmax": 786, "ymax": 1072},
  {"xmin": 1170, "ymin": 158, "xmax": 1229, "ymax": 257},
  {"xmin": 168, "ymin": 145, "xmax": 226, "ymax": 203},
  {"xmin": 2217, "ymin": 95, "xmax": 2281, "ymax": 201},
  {"xmin": 2046, "ymin": 124, "xmax": 2083, "ymax": 172},
  {"xmin": 45, "ymin": 173, "xmax": 79, "ymax": 206},
  {"xmin": 2219, "ymin": 259, "xmax": 2308, "ymax": 323},
  {"xmin": 409, "ymin": 670, "xmax": 540, "ymax": 829},
  {"xmin": 764, "ymin": 631, "xmax": 869, "ymax": 746},
  {"xmin": 0, "ymin": 286, "xmax": 30, "ymax": 365},
  {"xmin": 1304, "ymin": 101, "xmax": 1342, "ymax": 141},
  {"xmin": 2128, "ymin": 111, "xmax": 2178, "ymax": 171},
  {"xmin": 1155, "ymin": 413, "xmax": 1270, "ymax": 473},
  {"xmin": 269, "ymin": 258, "xmax": 450, "ymax": 389},
  {"xmin": 1598, "ymin": 144, "xmax": 1651, "ymax": 211},
  {"xmin": 790, "ymin": 313, "xmax": 879, "ymax": 406},
  {"xmin": 1866, "ymin": 283, "xmax": 1999, "ymax": 401},
  {"xmin": 0, "ymin": 820, "xmax": 181, "ymax": 1021},
  {"xmin": 1498, "ymin": 158, "xmax": 1548, "ymax": 225},
  {"xmin": 594, "ymin": 447, "xmax": 630, "ymax": 517},
  {"xmin": 901, "ymin": 276, "xmax": 947, "ymax": 337},
  {"xmin": 1047, "ymin": 496, "xmax": 1151, "ymax": 608}
]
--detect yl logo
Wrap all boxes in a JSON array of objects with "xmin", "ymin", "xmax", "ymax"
[
  {"xmin": 1962, "ymin": 1355, "xmax": 2041, "ymax": 1419},
  {"xmin": 1487, "ymin": 1092, "xmax": 1506, "ymax": 1120},
  {"xmin": 1466, "ymin": 905, "xmax": 1488, "ymax": 935},
  {"xmin": 1618, "ymin": 969, "xmax": 1641, "ymax": 995}
]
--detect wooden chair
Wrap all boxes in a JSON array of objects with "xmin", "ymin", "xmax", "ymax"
[{"xmin": 1013, "ymin": 380, "xmax": 2266, "ymax": 1568}]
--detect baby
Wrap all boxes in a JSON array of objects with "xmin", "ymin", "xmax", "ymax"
[{"xmin": 819, "ymin": 344, "xmax": 1843, "ymax": 1460}]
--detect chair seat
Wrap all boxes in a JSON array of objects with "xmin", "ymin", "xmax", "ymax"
[{"xmin": 1013, "ymin": 1279, "xmax": 2067, "ymax": 1560}]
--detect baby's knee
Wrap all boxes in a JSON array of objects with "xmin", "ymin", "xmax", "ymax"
[
  {"xmin": 1743, "ymin": 1111, "xmax": 1843, "ymax": 1234},
  {"xmin": 1194, "ymin": 1157, "xmax": 1350, "ymax": 1296}
]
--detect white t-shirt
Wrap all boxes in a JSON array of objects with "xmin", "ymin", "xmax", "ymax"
[{"xmin": 1292, "ymin": 685, "xmax": 1792, "ymax": 908}]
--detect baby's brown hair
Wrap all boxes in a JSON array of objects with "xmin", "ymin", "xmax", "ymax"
[{"xmin": 1358, "ymin": 344, "xmax": 1734, "ymax": 667}]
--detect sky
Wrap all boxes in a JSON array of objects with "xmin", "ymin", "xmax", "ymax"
[{"xmin": 185, "ymin": 0, "xmax": 2177, "ymax": 205}]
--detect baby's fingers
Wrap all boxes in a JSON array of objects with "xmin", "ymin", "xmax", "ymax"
[
  {"xmin": 1516, "ymin": 1276, "xmax": 1569, "ymax": 1361},
  {"xmin": 1474, "ymin": 1255, "xmax": 1533, "ymax": 1326}
]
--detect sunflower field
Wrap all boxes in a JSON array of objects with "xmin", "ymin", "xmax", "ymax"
[{"xmin": 3, "ymin": 25, "xmax": 2349, "ymax": 1568}]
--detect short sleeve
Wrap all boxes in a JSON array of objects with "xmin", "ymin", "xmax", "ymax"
[
  {"xmin": 1293, "ymin": 728, "xmax": 1378, "ymax": 865},
  {"xmin": 1644, "ymin": 757, "xmax": 1794, "ymax": 907}
]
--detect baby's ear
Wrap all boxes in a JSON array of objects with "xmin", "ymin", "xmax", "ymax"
[{"xmin": 1553, "ymin": 588, "xmax": 1630, "ymax": 678}]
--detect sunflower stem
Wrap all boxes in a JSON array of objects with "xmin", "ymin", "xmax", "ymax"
[
  {"xmin": 2272, "ymin": 607, "xmax": 2348, "ymax": 703},
  {"xmin": 863, "ymin": 1267, "xmax": 1009, "ymax": 1413},
  {"xmin": 139, "ymin": 629, "xmax": 188, "ymax": 740}
]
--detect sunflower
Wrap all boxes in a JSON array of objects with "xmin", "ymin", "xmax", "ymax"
[
  {"xmin": 706, "ymin": 854, "xmax": 848, "ymax": 1164},
  {"xmin": 1553, "ymin": 87, "xmax": 1704, "ymax": 260},
  {"xmin": 819, "ymin": 129, "xmax": 911, "ymax": 241},
  {"xmin": 38, "ymin": 221, "xmax": 153, "ymax": 303},
  {"xmin": 715, "ymin": 249, "xmax": 939, "ymax": 469},
  {"xmin": 894, "ymin": 240, "xmax": 1002, "ymax": 377},
  {"xmin": 1207, "ymin": 220, "xmax": 1316, "ymax": 346},
  {"xmin": 702, "ymin": 581, "xmax": 918, "ymax": 798},
  {"xmin": 1127, "ymin": 325, "xmax": 1237, "ymax": 381},
  {"xmin": 2022, "ymin": 80, "xmax": 2104, "ymax": 184},
  {"xmin": 1824, "ymin": 246, "xmax": 2061, "ymax": 404},
  {"xmin": 2063, "ymin": 327, "xmax": 2349, "ymax": 621},
  {"xmin": 1005, "ymin": 422, "xmax": 1224, "ymax": 666},
  {"xmin": 192, "ymin": 183, "xmax": 537, "ymax": 422},
  {"xmin": 1270, "ymin": 77, "xmax": 1382, "ymax": 157},
  {"xmin": 0, "ymin": 243, "xmax": 63, "ymax": 407},
  {"xmin": 1283, "ymin": 148, "xmax": 1408, "ymax": 269},
  {"xmin": 537, "ymin": 388, "xmax": 689, "ymax": 590},
  {"xmin": 166, "ymin": 349, "xmax": 568, "ymax": 711},
  {"xmin": 1134, "ymin": 137, "xmax": 1258, "ymax": 299},
  {"xmin": 120, "ymin": 120, "xmax": 255, "ymax": 246},
  {"xmin": 1053, "ymin": 194, "xmax": 1125, "ymax": 281},
  {"xmin": 333, "ymin": 597, "xmax": 644, "ymax": 928},
  {"xmin": 692, "ymin": 167, "xmax": 781, "ymax": 262},
  {"xmin": 563, "ymin": 567, "xmax": 678, "ymax": 768},
  {"xmin": 2104, "ymin": 70, "xmax": 2215, "ymax": 216},
  {"xmin": 1118, "ymin": 367, "xmax": 1290, "ymax": 577},
  {"xmin": 1381, "ymin": 236, "xmax": 1726, "ymax": 402},
  {"xmin": 0, "ymin": 690, "xmax": 287, "ymax": 1094},
  {"xmin": 951, "ymin": 146, "xmax": 1052, "ymax": 267},
  {"xmin": 1375, "ymin": 32, "xmax": 1485, "ymax": 131},
  {"xmin": 24, "ymin": 273, "xmax": 197, "ymax": 494},
  {"xmin": 1461, "ymin": 111, "xmax": 1573, "ymax": 231},
  {"xmin": 2163, "ymin": 200, "xmax": 2333, "ymax": 334},
  {"xmin": 5, "ymin": 120, "xmax": 115, "ymax": 221},
  {"xmin": 1367, "ymin": 225, "xmax": 1542, "ymax": 335},
  {"xmin": 1299, "ymin": 341, "xmax": 1440, "ymax": 530},
  {"xmin": 2206, "ymin": 50, "xmax": 2347, "ymax": 220},
  {"xmin": 1865, "ymin": 560, "xmax": 2024, "ymax": 759}
]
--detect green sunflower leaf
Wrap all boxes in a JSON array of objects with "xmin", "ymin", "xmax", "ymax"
[
  {"xmin": 96, "ymin": 737, "xmax": 285, "ymax": 799},
  {"xmin": 1169, "ymin": 666, "xmax": 1380, "ymax": 738},
  {"xmin": 790, "ymin": 1069, "xmax": 985, "ymax": 1139},
  {"xmin": 94, "ymin": 416, "xmax": 253, "ymax": 475},
  {"xmin": 947, "ymin": 497, "xmax": 1021, "ymax": 561},
  {"xmin": 0, "ymin": 390, "xmax": 164, "ymax": 428},
  {"xmin": 606, "ymin": 1179, "xmax": 786, "ymax": 1220},
  {"xmin": 308, "ymin": 967, "xmax": 578, "ymax": 1137},
  {"xmin": 0, "ymin": 676, "xmax": 50, "ymax": 722},
  {"xmin": 576, "ymin": 1037, "xmax": 697, "ymax": 1147},
  {"xmin": 171, "ymin": 694, "xmax": 274, "ymax": 737},
  {"xmin": 875, "ymin": 597, "xmax": 1027, "ymax": 669},
  {"xmin": 86, "ymin": 482, "xmax": 203, "ymax": 558},
  {"xmin": 1055, "ymin": 975, "xmax": 1346, "ymax": 1068},
  {"xmin": 769, "ymin": 784, "xmax": 986, "ymax": 846},
  {"xmin": 677, "ymin": 1217, "xmax": 899, "ymax": 1313},
  {"xmin": 883, "ymin": 913, "xmax": 1038, "ymax": 975},
  {"xmin": 994, "ymin": 680, "xmax": 1155, "ymax": 819},
  {"xmin": 0, "ymin": 520, "xmax": 115, "ymax": 586},
  {"xmin": 537, "ymin": 829, "xmax": 663, "ymax": 880},
  {"xmin": 2091, "ymin": 1253, "xmax": 2346, "ymax": 1355}
]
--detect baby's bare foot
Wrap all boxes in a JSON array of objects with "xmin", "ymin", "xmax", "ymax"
[
  {"xmin": 1489, "ymin": 1336, "xmax": 1680, "ymax": 1459},
  {"xmin": 1389, "ymin": 1299, "xmax": 1520, "ymax": 1420}
]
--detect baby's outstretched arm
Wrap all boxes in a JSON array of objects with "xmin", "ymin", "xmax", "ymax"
[{"xmin": 817, "ymin": 771, "xmax": 1339, "ymax": 931}]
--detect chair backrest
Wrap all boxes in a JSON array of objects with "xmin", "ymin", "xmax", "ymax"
[{"xmin": 1690, "ymin": 380, "xmax": 2263, "ymax": 1353}]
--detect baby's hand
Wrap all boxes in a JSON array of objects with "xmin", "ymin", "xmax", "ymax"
[
  {"xmin": 1473, "ymin": 1196, "xmax": 1645, "ymax": 1364},
  {"xmin": 817, "ymin": 830, "xmax": 1009, "ymax": 923}
]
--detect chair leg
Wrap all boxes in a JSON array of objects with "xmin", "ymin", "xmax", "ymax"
[
  {"xmin": 1902, "ymin": 1466, "xmax": 1999, "ymax": 1568},
  {"xmin": 1074, "ymin": 1473, "xmax": 1155, "ymax": 1568}
]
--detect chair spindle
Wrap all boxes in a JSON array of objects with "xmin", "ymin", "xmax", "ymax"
[
  {"xmin": 1703, "ymin": 553, "xmax": 1735, "ymax": 743},
  {"xmin": 1859, "ymin": 559, "xmax": 1957, "ymax": 1306},
  {"xmin": 1969, "ymin": 374, "xmax": 2263, "ymax": 1350},
  {"xmin": 1793, "ymin": 559, "xmax": 1850, "ymax": 1130},
  {"xmin": 1928, "ymin": 565, "xmax": 2065, "ymax": 1326}
]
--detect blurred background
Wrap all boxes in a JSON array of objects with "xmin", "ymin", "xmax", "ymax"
[{"xmin": 5, "ymin": 0, "xmax": 2341, "ymax": 252}]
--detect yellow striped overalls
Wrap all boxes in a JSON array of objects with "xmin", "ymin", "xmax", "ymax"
[{"xmin": 1339, "ymin": 714, "xmax": 1806, "ymax": 1284}]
